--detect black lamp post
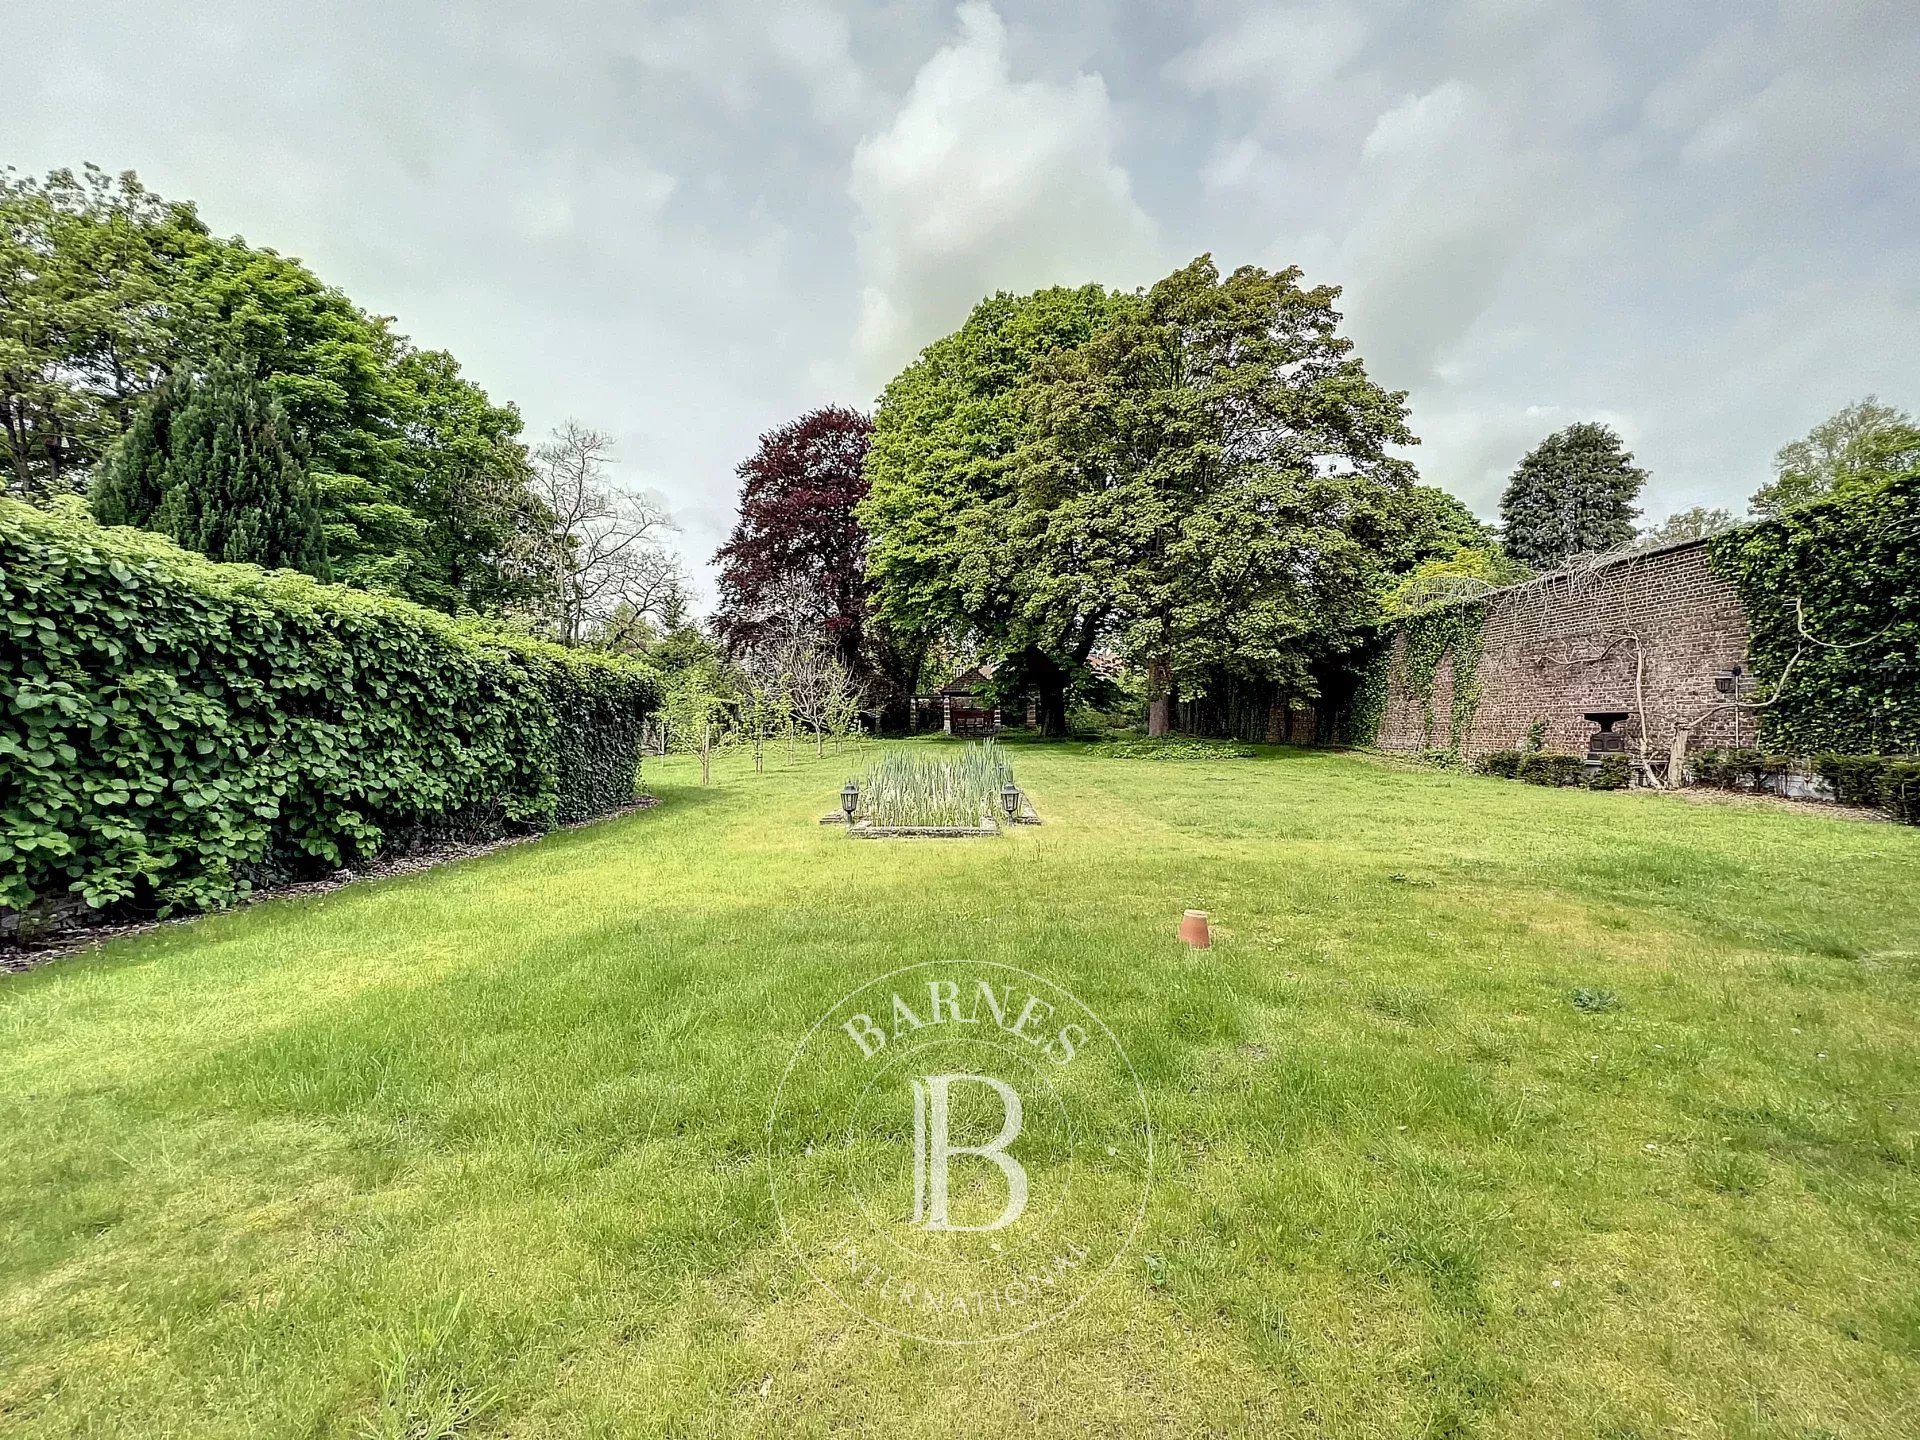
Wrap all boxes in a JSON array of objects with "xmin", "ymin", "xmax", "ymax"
[
  {"xmin": 999, "ymin": 783, "xmax": 1021, "ymax": 823},
  {"xmin": 840, "ymin": 781, "xmax": 859, "ymax": 820}
]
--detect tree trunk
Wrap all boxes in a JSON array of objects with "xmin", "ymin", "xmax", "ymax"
[
  {"xmin": 1146, "ymin": 658, "xmax": 1174, "ymax": 737},
  {"xmin": 1665, "ymin": 724, "xmax": 1692, "ymax": 790},
  {"xmin": 1021, "ymin": 650, "xmax": 1071, "ymax": 738}
]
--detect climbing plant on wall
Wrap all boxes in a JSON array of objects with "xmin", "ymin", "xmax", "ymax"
[
  {"xmin": 1342, "ymin": 601, "xmax": 1487, "ymax": 755},
  {"xmin": 1709, "ymin": 473, "xmax": 1918, "ymax": 754}
]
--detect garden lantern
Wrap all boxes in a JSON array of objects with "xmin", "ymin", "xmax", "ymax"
[
  {"xmin": 1000, "ymin": 783, "xmax": 1021, "ymax": 822},
  {"xmin": 841, "ymin": 781, "xmax": 859, "ymax": 819}
]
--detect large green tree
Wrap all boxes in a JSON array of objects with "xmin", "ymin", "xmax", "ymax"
[
  {"xmin": 1498, "ymin": 422, "xmax": 1645, "ymax": 569},
  {"xmin": 94, "ymin": 361, "xmax": 327, "ymax": 575},
  {"xmin": 4, "ymin": 163, "xmax": 548, "ymax": 613},
  {"xmin": 1380, "ymin": 484, "xmax": 1494, "ymax": 572},
  {"xmin": 1752, "ymin": 396, "xmax": 1920, "ymax": 518},
  {"xmin": 860, "ymin": 283, "xmax": 1126, "ymax": 733},
  {"xmin": 387, "ymin": 348, "xmax": 549, "ymax": 614},
  {"xmin": 1009, "ymin": 256, "xmax": 1417, "ymax": 733},
  {"xmin": 0, "ymin": 166, "xmax": 201, "ymax": 495},
  {"xmin": 1638, "ymin": 504, "xmax": 1736, "ymax": 547}
]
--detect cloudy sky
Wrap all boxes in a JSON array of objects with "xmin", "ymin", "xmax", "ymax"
[{"xmin": 10, "ymin": 1, "xmax": 1918, "ymax": 599}]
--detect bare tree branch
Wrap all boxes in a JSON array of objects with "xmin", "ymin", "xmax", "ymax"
[{"xmin": 523, "ymin": 420, "xmax": 684, "ymax": 645}]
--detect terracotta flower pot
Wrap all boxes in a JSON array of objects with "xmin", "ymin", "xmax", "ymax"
[{"xmin": 1179, "ymin": 909, "xmax": 1211, "ymax": 949}]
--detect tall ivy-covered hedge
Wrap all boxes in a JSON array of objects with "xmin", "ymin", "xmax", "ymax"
[
  {"xmin": 1, "ymin": 500, "xmax": 658, "ymax": 919},
  {"xmin": 1709, "ymin": 473, "xmax": 1919, "ymax": 754}
]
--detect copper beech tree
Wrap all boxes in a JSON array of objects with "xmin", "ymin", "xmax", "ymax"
[{"xmin": 713, "ymin": 406, "xmax": 924, "ymax": 711}]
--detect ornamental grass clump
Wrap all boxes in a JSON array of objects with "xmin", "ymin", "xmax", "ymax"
[{"xmin": 855, "ymin": 741, "xmax": 1014, "ymax": 828}]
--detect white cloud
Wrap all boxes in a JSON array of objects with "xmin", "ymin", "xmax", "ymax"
[
  {"xmin": 1166, "ymin": 3, "xmax": 1369, "ymax": 96},
  {"xmin": 1200, "ymin": 135, "xmax": 1274, "ymax": 193},
  {"xmin": 846, "ymin": 2, "xmax": 1158, "ymax": 374},
  {"xmin": 1360, "ymin": 79, "xmax": 1475, "ymax": 161}
]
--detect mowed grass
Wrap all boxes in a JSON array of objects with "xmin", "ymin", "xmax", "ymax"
[{"xmin": 4, "ymin": 742, "xmax": 1920, "ymax": 1438}]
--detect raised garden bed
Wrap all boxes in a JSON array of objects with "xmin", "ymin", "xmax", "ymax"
[
  {"xmin": 831, "ymin": 740, "xmax": 1038, "ymax": 836},
  {"xmin": 848, "ymin": 819, "xmax": 1001, "ymax": 839}
]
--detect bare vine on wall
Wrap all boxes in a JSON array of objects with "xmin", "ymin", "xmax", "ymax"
[{"xmin": 1541, "ymin": 597, "xmax": 1884, "ymax": 788}]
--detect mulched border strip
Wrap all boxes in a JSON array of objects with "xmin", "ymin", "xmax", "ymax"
[{"xmin": 1, "ymin": 797, "xmax": 660, "ymax": 975}]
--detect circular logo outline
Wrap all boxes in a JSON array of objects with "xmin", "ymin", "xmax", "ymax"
[{"xmin": 766, "ymin": 959, "xmax": 1154, "ymax": 1345}]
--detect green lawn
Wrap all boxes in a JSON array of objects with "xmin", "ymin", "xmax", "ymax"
[{"xmin": 4, "ymin": 743, "xmax": 1920, "ymax": 1438}]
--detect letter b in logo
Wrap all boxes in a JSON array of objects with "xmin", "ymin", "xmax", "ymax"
[{"xmin": 909, "ymin": 1074, "xmax": 1027, "ymax": 1232}]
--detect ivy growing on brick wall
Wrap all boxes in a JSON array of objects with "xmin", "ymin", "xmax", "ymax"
[
  {"xmin": 1709, "ymin": 473, "xmax": 1919, "ymax": 754},
  {"xmin": 1342, "ymin": 602, "xmax": 1487, "ymax": 755},
  {"xmin": 1344, "ymin": 635, "xmax": 1391, "ymax": 746},
  {"xmin": 1, "ymin": 500, "xmax": 659, "ymax": 920}
]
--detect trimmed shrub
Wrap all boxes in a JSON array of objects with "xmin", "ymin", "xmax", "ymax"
[
  {"xmin": 1517, "ymin": 752, "xmax": 1587, "ymax": 787},
  {"xmin": 1588, "ymin": 755, "xmax": 1631, "ymax": 790},
  {"xmin": 1, "ymin": 500, "xmax": 658, "ymax": 920},
  {"xmin": 1885, "ymin": 760, "xmax": 1920, "ymax": 825},
  {"xmin": 1475, "ymin": 750, "xmax": 1523, "ymax": 779},
  {"xmin": 1813, "ymin": 753, "xmax": 1891, "ymax": 808},
  {"xmin": 1812, "ymin": 753, "xmax": 1918, "ymax": 824},
  {"xmin": 1689, "ymin": 747, "xmax": 1730, "ymax": 788},
  {"xmin": 1690, "ymin": 747, "xmax": 1790, "ymax": 793}
]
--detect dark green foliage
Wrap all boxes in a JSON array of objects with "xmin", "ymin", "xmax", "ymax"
[
  {"xmin": 1809, "ymin": 753, "xmax": 1920, "ymax": 824},
  {"xmin": 1516, "ymin": 753, "xmax": 1587, "ymax": 787},
  {"xmin": 1012, "ymin": 257, "xmax": 1418, "ymax": 725},
  {"xmin": 864, "ymin": 256, "xmax": 1419, "ymax": 735},
  {"xmin": 1380, "ymin": 486, "xmax": 1493, "ymax": 572},
  {"xmin": 1813, "ymin": 753, "xmax": 1891, "ymax": 807},
  {"xmin": 1710, "ymin": 473, "xmax": 1919, "ymax": 754},
  {"xmin": 861, "ymin": 283, "xmax": 1125, "ymax": 734},
  {"xmin": 1475, "ymin": 750, "xmax": 1523, "ymax": 779},
  {"xmin": 1588, "ymin": 755, "xmax": 1631, "ymax": 790},
  {"xmin": 1570, "ymin": 988, "xmax": 1620, "ymax": 1014},
  {"xmin": 4, "ymin": 165, "xmax": 548, "ymax": 615},
  {"xmin": 95, "ymin": 364, "xmax": 328, "ymax": 577},
  {"xmin": 89, "ymin": 372, "xmax": 184, "ymax": 527},
  {"xmin": 1688, "ymin": 747, "xmax": 1735, "ymax": 788},
  {"xmin": 1523, "ymin": 719, "xmax": 1548, "ymax": 755},
  {"xmin": 1885, "ymin": 760, "xmax": 1920, "ymax": 825},
  {"xmin": 0, "ymin": 166, "xmax": 200, "ymax": 496},
  {"xmin": 0, "ymin": 500, "xmax": 656, "ymax": 918},
  {"xmin": 1689, "ymin": 748, "xmax": 1788, "ymax": 791},
  {"xmin": 1498, "ymin": 423, "xmax": 1645, "ymax": 570}
]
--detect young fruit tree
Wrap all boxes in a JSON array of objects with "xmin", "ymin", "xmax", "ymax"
[{"xmin": 661, "ymin": 658, "xmax": 734, "ymax": 786}]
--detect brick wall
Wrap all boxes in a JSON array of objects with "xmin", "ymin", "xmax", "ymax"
[{"xmin": 1374, "ymin": 540, "xmax": 1754, "ymax": 761}]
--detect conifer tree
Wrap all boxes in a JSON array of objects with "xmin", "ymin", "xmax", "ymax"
[
  {"xmin": 90, "ymin": 372, "xmax": 187, "ymax": 529},
  {"xmin": 1498, "ymin": 423, "xmax": 1645, "ymax": 569},
  {"xmin": 93, "ymin": 364, "xmax": 328, "ymax": 576}
]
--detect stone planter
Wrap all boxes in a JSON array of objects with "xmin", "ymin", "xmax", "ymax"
[{"xmin": 847, "ymin": 818, "xmax": 1001, "ymax": 839}]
